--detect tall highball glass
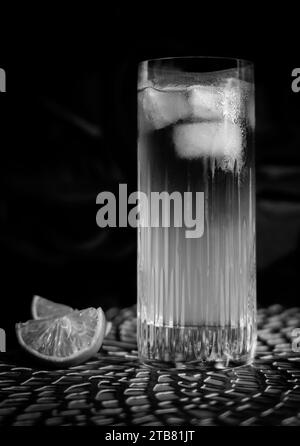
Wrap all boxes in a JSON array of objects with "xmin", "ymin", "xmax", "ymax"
[{"xmin": 137, "ymin": 57, "xmax": 256, "ymax": 368}]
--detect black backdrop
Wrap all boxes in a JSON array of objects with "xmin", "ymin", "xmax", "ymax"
[{"xmin": 0, "ymin": 9, "xmax": 300, "ymax": 347}]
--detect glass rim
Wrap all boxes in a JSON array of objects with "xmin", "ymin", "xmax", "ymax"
[{"xmin": 139, "ymin": 56, "xmax": 253, "ymax": 67}]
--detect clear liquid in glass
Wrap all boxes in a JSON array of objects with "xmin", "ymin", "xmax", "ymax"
[{"xmin": 137, "ymin": 76, "xmax": 256, "ymax": 368}]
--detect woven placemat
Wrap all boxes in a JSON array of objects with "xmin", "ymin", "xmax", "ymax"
[{"xmin": 1, "ymin": 305, "xmax": 300, "ymax": 426}]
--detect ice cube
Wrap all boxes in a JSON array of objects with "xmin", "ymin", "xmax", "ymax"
[
  {"xmin": 173, "ymin": 121, "xmax": 243, "ymax": 160},
  {"xmin": 141, "ymin": 87, "xmax": 189, "ymax": 129},
  {"xmin": 188, "ymin": 86, "xmax": 222, "ymax": 121}
]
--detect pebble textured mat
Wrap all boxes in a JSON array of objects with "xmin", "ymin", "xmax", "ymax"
[{"xmin": 1, "ymin": 305, "xmax": 300, "ymax": 426}]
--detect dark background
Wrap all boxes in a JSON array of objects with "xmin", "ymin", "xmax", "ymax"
[{"xmin": 0, "ymin": 9, "xmax": 300, "ymax": 347}]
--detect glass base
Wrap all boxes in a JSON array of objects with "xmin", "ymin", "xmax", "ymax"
[{"xmin": 138, "ymin": 321, "xmax": 256, "ymax": 371}]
